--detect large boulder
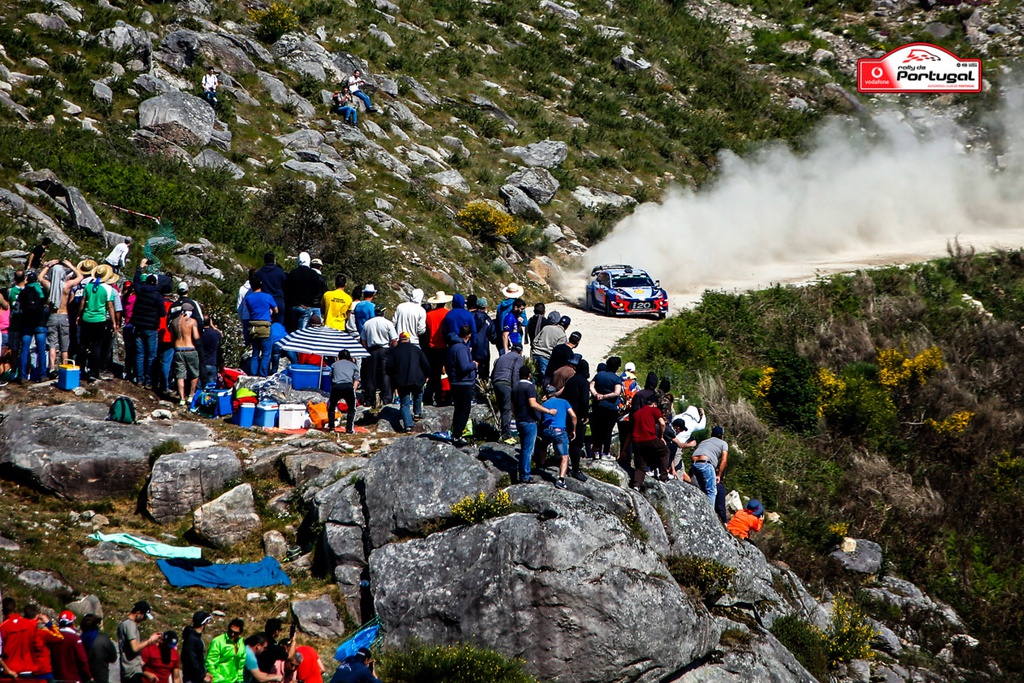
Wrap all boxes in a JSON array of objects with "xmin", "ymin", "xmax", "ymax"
[
  {"xmin": 831, "ymin": 538, "xmax": 883, "ymax": 574},
  {"xmin": 271, "ymin": 34, "xmax": 342, "ymax": 82},
  {"xmin": 503, "ymin": 139, "xmax": 568, "ymax": 168},
  {"xmin": 155, "ymin": 30, "xmax": 201, "ymax": 71},
  {"xmin": 678, "ymin": 627, "xmax": 818, "ymax": 683},
  {"xmin": 370, "ymin": 483, "xmax": 720, "ymax": 682},
  {"xmin": 192, "ymin": 484, "xmax": 262, "ymax": 548},
  {"xmin": 360, "ymin": 438, "xmax": 497, "ymax": 548},
  {"xmin": 256, "ymin": 71, "xmax": 316, "ymax": 118},
  {"xmin": 0, "ymin": 403, "xmax": 211, "ymax": 501},
  {"xmin": 97, "ymin": 21, "xmax": 152, "ymax": 64},
  {"xmin": 199, "ymin": 32, "xmax": 256, "ymax": 74},
  {"xmin": 499, "ymin": 184, "xmax": 544, "ymax": 220},
  {"xmin": 193, "ymin": 149, "xmax": 244, "ymax": 180},
  {"xmin": 138, "ymin": 92, "xmax": 216, "ymax": 147},
  {"xmin": 84, "ymin": 542, "xmax": 148, "ymax": 566},
  {"xmin": 148, "ymin": 447, "xmax": 242, "ymax": 523},
  {"xmin": 505, "ymin": 167, "xmax": 560, "ymax": 205},
  {"xmin": 291, "ymin": 596, "xmax": 345, "ymax": 638}
]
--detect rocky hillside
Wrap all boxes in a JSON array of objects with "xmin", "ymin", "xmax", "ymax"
[
  {"xmin": 0, "ymin": 0, "xmax": 1020, "ymax": 304},
  {"xmin": 0, "ymin": 388, "xmax": 986, "ymax": 683}
]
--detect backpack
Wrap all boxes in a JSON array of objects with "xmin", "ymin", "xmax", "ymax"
[
  {"xmin": 107, "ymin": 396, "xmax": 137, "ymax": 424},
  {"xmin": 16, "ymin": 283, "xmax": 46, "ymax": 321}
]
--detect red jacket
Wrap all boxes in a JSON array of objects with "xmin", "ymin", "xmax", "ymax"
[
  {"xmin": 727, "ymin": 509, "xmax": 764, "ymax": 540},
  {"xmin": 0, "ymin": 615, "xmax": 39, "ymax": 675},
  {"xmin": 32, "ymin": 624, "xmax": 62, "ymax": 675},
  {"xmin": 425, "ymin": 308, "xmax": 448, "ymax": 349},
  {"xmin": 51, "ymin": 629, "xmax": 91, "ymax": 683}
]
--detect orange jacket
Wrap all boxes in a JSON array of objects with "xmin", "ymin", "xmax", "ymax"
[{"xmin": 727, "ymin": 509, "xmax": 764, "ymax": 540}]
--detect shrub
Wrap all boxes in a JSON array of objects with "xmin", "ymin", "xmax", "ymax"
[
  {"xmin": 378, "ymin": 642, "xmax": 539, "ymax": 683},
  {"xmin": 450, "ymin": 490, "xmax": 514, "ymax": 525},
  {"xmin": 876, "ymin": 345, "xmax": 944, "ymax": 391},
  {"xmin": 666, "ymin": 555, "xmax": 736, "ymax": 600},
  {"xmin": 249, "ymin": 2, "xmax": 299, "ymax": 43},
  {"xmin": 760, "ymin": 349, "xmax": 819, "ymax": 434},
  {"xmin": 621, "ymin": 510, "xmax": 649, "ymax": 541},
  {"xmin": 770, "ymin": 615, "xmax": 829, "ymax": 681},
  {"xmin": 826, "ymin": 594, "xmax": 876, "ymax": 666},
  {"xmin": 456, "ymin": 201, "xmax": 520, "ymax": 241}
]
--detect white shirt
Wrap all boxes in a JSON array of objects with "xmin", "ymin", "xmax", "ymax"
[
  {"xmin": 672, "ymin": 405, "xmax": 707, "ymax": 442},
  {"xmin": 105, "ymin": 243, "xmax": 129, "ymax": 268},
  {"xmin": 237, "ymin": 281, "xmax": 251, "ymax": 321},
  {"xmin": 392, "ymin": 301, "xmax": 426, "ymax": 345},
  {"xmin": 347, "ymin": 74, "xmax": 364, "ymax": 93},
  {"xmin": 202, "ymin": 73, "xmax": 219, "ymax": 92},
  {"xmin": 361, "ymin": 316, "xmax": 398, "ymax": 348}
]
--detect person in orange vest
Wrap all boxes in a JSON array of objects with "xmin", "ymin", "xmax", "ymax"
[{"xmin": 727, "ymin": 499, "xmax": 765, "ymax": 541}]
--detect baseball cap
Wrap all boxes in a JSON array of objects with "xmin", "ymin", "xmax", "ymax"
[
  {"xmin": 568, "ymin": 331, "xmax": 582, "ymax": 344},
  {"xmin": 182, "ymin": 302, "xmax": 195, "ymax": 312},
  {"xmin": 746, "ymin": 499, "xmax": 764, "ymax": 516},
  {"xmin": 27, "ymin": 271, "xmax": 38, "ymax": 282},
  {"xmin": 58, "ymin": 610, "xmax": 76, "ymax": 626},
  {"xmin": 624, "ymin": 362, "xmax": 636, "ymax": 372},
  {"xmin": 399, "ymin": 331, "xmax": 411, "ymax": 340},
  {"xmin": 355, "ymin": 648, "xmax": 372, "ymax": 659},
  {"xmin": 476, "ymin": 296, "xmax": 488, "ymax": 308},
  {"xmin": 132, "ymin": 601, "xmax": 154, "ymax": 619},
  {"xmin": 192, "ymin": 611, "xmax": 213, "ymax": 628},
  {"xmin": 311, "ymin": 258, "xmax": 323, "ymax": 268},
  {"xmin": 511, "ymin": 343, "xmax": 523, "ymax": 352},
  {"xmin": 560, "ymin": 316, "xmax": 571, "ymax": 327},
  {"xmin": 177, "ymin": 281, "xmax": 189, "ymax": 293},
  {"xmin": 711, "ymin": 426, "xmax": 724, "ymax": 438},
  {"xmin": 162, "ymin": 631, "xmax": 179, "ymax": 648}
]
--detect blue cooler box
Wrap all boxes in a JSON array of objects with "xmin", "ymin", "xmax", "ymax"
[
  {"xmin": 233, "ymin": 403, "xmax": 255, "ymax": 428},
  {"xmin": 288, "ymin": 364, "xmax": 321, "ymax": 390},
  {"xmin": 213, "ymin": 389, "xmax": 233, "ymax": 417},
  {"xmin": 321, "ymin": 368, "xmax": 332, "ymax": 393},
  {"xmin": 254, "ymin": 403, "xmax": 279, "ymax": 428},
  {"xmin": 58, "ymin": 364, "xmax": 80, "ymax": 391}
]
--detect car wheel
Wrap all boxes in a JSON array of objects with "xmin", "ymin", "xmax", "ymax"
[
  {"xmin": 604, "ymin": 299, "xmax": 611, "ymax": 316},
  {"xmin": 586, "ymin": 289, "xmax": 594, "ymax": 312},
  {"xmin": 658, "ymin": 311, "xmax": 666, "ymax": 320}
]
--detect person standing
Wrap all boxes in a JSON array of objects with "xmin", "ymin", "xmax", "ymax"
[
  {"xmin": 589, "ymin": 358, "xmax": 623, "ymax": 460},
  {"xmin": 512, "ymin": 366, "xmax": 546, "ymax": 483},
  {"xmin": 118, "ymin": 601, "xmax": 162, "ymax": 683},
  {"xmin": 322, "ymin": 275, "xmax": 353, "ymax": 332},
  {"xmin": 525, "ymin": 303, "xmax": 547, "ymax": 349},
  {"xmin": 206, "ymin": 619, "xmax": 245, "ymax": 683},
  {"xmin": 81, "ymin": 614, "xmax": 117, "ymax": 683},
  {"xmin": 255, "ymin": 621, "xmax": 286, "ymax": 676},
  {"xmin": 199, "ymin": 316, "xmax": 223, "ymax": 388},
  {"xmin": 140, "ymin": 631, "xmax": 180, "ymax": 683},
  {"xmin": 392, "ymin": 289, "xmax": 426, "ymax": 344},
  {"xmin": 51, "ymin": 611, "xmax": 92, "ymax": 683},
  {"xmin": 202, "ymin": 67, "xmax": 219, "ymax": 106},
  {"xmin": 540, "ymin": 386, "xmax": 576, "ymax": 490},
  {"xmin": 359, "ymin": 306, "xmax": 398, "ymax": 410},
  {"xmin": 561, "ymin": 356, "xmax": 590, "ymax": 481},
  {"xmin": 547, "ymin": 330, "xmax": 581, "ymax": 379},
  {"xmin": 44, "ymin": 259, "xmax": 84, "ymax": 376},
  {"xmin": 327, "ymin": 350, "xmax": 359, "ymax": 434},
  {"xmin": 77, "ymin": 268, "xmax": 117, "ymax": 383},
  {"xmin": 440, "ymin": 294, "xmax": 476, "ymax": 342},
  {"xmin": 131, "ymin": 262, "xmax": 166, "ymax": 388},
  {"xmin": 180, "ymin": 612, "xmax": 212, "ymax": 683},
  {"xmin": 445, "ymin": 325, "xmax": 477, "ymax": 446},
  {"xmin": 0, "ymin": 600, "xmax": 43, "ymax": 678},
  {"xmin": 490, "ymin": 343, "xmax": 523, "ymax": 439},
  {"xmin": 351, "ymin": 286, "xmax": 377, "ymax": 337},
  {"xmin": 171, "ymin": 303, "xmax": 201, "ymax": 407},
  {"xmin": 691, "ymin": 425, "xmax": 730, "ymax": 522},
  {"xmin": 386, "ymin": 332, "xmax": 430, "ymax": 432},
  {"xmin": 423, "ymin": 291, "xmax": 451, "ymax": 406},
  {"xmin": 15, "ymin": 270, "xmax": 50, "ymax": 383},
  {"xmin": 533, "ymin": 313, "xmax": 569, "ymax": 382},
  {"xmin": 256, "ymin": 253, "xmax": 286, "ymax": 324},
  {"xmin": 467, "ymin": 296, "xmax": 492, "ymax": 395},
  {"xmin": 104, "ymin": 237, "xmax": 133, "ymax": 274},
  {"xmin": 500, "ymin": 299, "xmax": 527, "ymax": 356},
  {"xmin": 26, "ymin": 237, "xmax": 51, "ymax": 270},
  {"xmin": 284, "ymin": 253, "xmax": 325, "ymax": 331},
  {"xmin": 630, "ymin": 394, "xmax": 671, "ymax": 489},
  {"xmin": 493, "ymin": 283, "xmax": 523, "ymax": 357},
  {"xmin": 244, "ymin": 277, "xmax": 279, "ymax": 377}
]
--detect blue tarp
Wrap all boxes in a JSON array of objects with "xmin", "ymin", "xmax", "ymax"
[
  {"xmin": 157, "ymin": 556, "xmax": 291, "ymax": 588},
  {"xmin": 334, "ymin": 621, "xmax": 380, "ymax": 662}
]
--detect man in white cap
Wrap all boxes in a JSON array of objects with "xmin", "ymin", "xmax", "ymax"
[
  {"xmin": 352, "ymin": 285, "xmax": 377, "ymax": 337},
  {"xmin": 393, "ymin": 289, "xmax": 426, "ymax": 345},
  {"xmin": 284, "ymin": 252, "xmax": 326, "ymax": 331}
]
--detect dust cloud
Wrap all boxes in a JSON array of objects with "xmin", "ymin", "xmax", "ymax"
[{"xmin": 583, "ymin": 89, "xmax": 1024, "ymax": 300}]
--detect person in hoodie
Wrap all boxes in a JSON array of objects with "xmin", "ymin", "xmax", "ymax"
[
  {"xmin": 180, "ymin": 612, "xmax": 212, "ymax": 683},
  {"xmin": 255, "ymin": 252, "xmax": 287, "ymax": 324},
  {"xmin": 441, "ymin": 293, "xmax": 476, "ymax": 344},
  {"xmin": 386, "ymin": 332, "xmax": 430, "ymax": 432},
  {"xmin": 392, "ymin": 289, "xmax": 426, "ymax": 345},
  {"xmin": 284, "ymin": 253, "xmax": 326, "ymax": 331},
  {"xmin": 467, "ymin": 295, "xmax": 492, "ymax": 398},
  {"xmin": 81, "ymin": 614, "xmax": 117, "ymax": 683},
  {"xmin": 445, "ymin": 325, "xmax": 477, "ymax": 446},
  {"xmin": 51, "ymin": 611, "xmax": 91, "ymax": 683}
]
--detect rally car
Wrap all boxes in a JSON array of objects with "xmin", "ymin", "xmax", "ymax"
[{"xmin": 585, "ymin": 264, "xmax": 668, "ymax": 318}]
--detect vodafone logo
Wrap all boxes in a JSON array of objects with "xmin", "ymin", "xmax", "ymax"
[{"xmin": 857, "ymin": 43, "xmax": 981, "ymax": 94}]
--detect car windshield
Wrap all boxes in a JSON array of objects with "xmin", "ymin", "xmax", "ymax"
[{"xmin": 613, "ymin": 275, "xmax": 654, "ymax": 288}]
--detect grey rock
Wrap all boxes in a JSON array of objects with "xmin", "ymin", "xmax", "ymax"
[
  {"xmin": 65, "ymin": 187, "xmax": 106, "ymax": 237},
  {"xmin": 0, "ymin": 403, "xmax": 211, "ymax": 501},
  {"xmin": 469, "ymin": 94, "xmax": 517, "ymax": 130},
  {"xmin": 47, "ymin": 0, "xmax": 83, "ymax": 23},
  {"xmin": 868, "ymin": 617, "xmax": 903, "ymax": 656},
  {"xmin": 333, "ymin": 563, "xmax": 367, "ymax": 624},
  {"xmin": 256, "ymin": 71, "xmax": 315, "ymax": 117},
  {"xmin": 986, "ymin": 23, "xmax": 1010, "ymax": 35},
  {"xmin": 138, "ymin": 91, "xmax": 216, "ymax": 147},
  {"xmin": 363, "ymin": 210, "xmax": 406, "ymax": 231},
  {"xmin": 388, "ymin": 100, "xmax": 432, "ymax": 133},
  {"xmin": 263, "ymin": 530, "xmax": 288, "ymax": 559},
  {"xmin": 131, "ymin": 129, "xmax": 194, "ymax": 165},
  {"xmin": 594, "ymin": 25, "xmax": 624, "ymax": 38},
  {"xmin": 811, "ymin": 48, "xmax": 834, "ymax": 63},
  {"xmin": 428, "ymin": 170, "xmax": 470, "ymax": 193},
  {"xmin": 361, "ymin": 141, "xmax": 411, "ymax": 180},
  {"xmin": 272, "ymin": 34, "xmax": 342, "ymax": 82},
  {"xmin": 678, "ymin": 628, "xmax": 818, "ymax": 682},
  {"xmin": 199, "ymin": 32, "xmax": 256, "ymax": 74},
  {"xmin": 399, "ymin": 76, "xmax": 439, "ymax": 106},
  {"xmin": 859, "ymin": 575, "xmax": 964, "ymax": 631},
  {"xmin": 243, "ymin": 445, "xmax": 295, "ymax": 477},
  {"xmin": 503, "ymin": 139, "xmax": 567, "ymax": 168},
  {"xmin": 0, "ymin": 189, "xmax": 77, "ymax": 251},
  {"xmin": 440, "ymin": 135, "xmax": 470, "ymax": 157},
  {"xmin": 542, "ymin": 223, "xmax": 564, "ymax": 242},
  {"xmin": 612, "ymin": 53, "xmax": 652, "ymax": 71},
  {"xmin": 175, "ymin": 253, "xmax": 223, "ymax": 279},
  {"xmin": 376, "ymin": 75, "xmax": 399, "ymax": 97},
  {"xmin": 193, "ymin": 483, "xmax": 262, "ymax": 548},
  {"xmin": 925, "ymin": 22, "xmax": 953, "ymax": 39},
  {"xmin": 18, "ymin": 570, "xmax": 71, "ymax": 594},
  {"xmin": 148, "ymin": 447, "xmax": 242, "ymax": 523},
  {"xmin": 283, "ymin": 452, "xmax": 347, "ymax": 486},
  {"xmin": 0, "ymin": 91, "xmax": 32, "ymax": 121},
  {"xmin": 540, "ymin": 0, "xmax": 580, "ymax": 21},
  {"xmin": 324, "ymin": 521, "xmax": 365, "ymax": 567},
  {"xmin": 505, "ymin": 167, "xmax": 559, "ymax": 204},
  {"xmin": 788, "ymin": 96, "xmax": 808, "ymax": 112},
  {"xmin": 291, "ymin": 596, "xmax": 345, "ymax": 639},
  {"xmin": 277, "ymin": 128, "xmax": 325, "ymax": 150},
  {"xmin": 831, "ymin": 538, "xmax": 883, "ymax": 574},
  {"xmin": 65, "ymin": 595, "xmax": 103, "ymax": 619},
  {"xmin": 84, "ymin": 541, "xmax": 148, "ymax": 566},
  {"xmin": 92, "ymin": 81, "xmax": 113, "ymax": 105},
  {"xmin": 571, "ymin": 186, "xmax": 637, "ymax": 210},
  {"xmin": 97, "ymin": 21, "xmax": 152, "ymax": 64},
  {"xmin": 453, "ymin": 236, "xmax": 473, "ymax": 250},
  {"xmin": 315, "ymin": 476, "xmax": 366, "ymax": 527},
  {"xmin": 193, "ymin": 149, "xmax": 244, "ymax": 179},
  {"xmin": 155, "ymin": 30, "xmax": 200, "ymax": 71},
  {"xmin": 369, "ymin": 25, "xmax": 395, "ymax": 48},
  {"xmin": 282, "ymin": 160, "xmax": 355, "ymax": 185},
  {"xmin": 370, "ymin": 484, "xmax": 720, "ymax": 682},
  {"xmin": 133, "ymin": 73, "xmax": 178, "ymax": 95},
  {"xmin": 499, "ymin": 184, "xmax": 544, "ymax": 220},
  {"xmin": 0, "ymin": 535, "xmax": 20, "ymax": 551},
  {"xmin": 26, "ymin": 13, "xmax": 69, "ymax": 30},
  {"xmin": 362, "ymin": 439, "xmax": 497, "ymax": 548}
]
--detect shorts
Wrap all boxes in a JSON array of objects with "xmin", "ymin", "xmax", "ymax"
[
  {"xmin": 172, "ymin": 348, "xmax": 200, "ymax": 381},
  {"xmin": 47, "ymin": 313, "xmax": 70, "ymax": 353}
]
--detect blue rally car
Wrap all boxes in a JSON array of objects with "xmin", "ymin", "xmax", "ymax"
[{"xmin": 586, "ymin": 264, "xmax": 668, "ymax": 318}]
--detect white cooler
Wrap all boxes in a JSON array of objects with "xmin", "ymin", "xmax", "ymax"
[{"xmin": 279, "ymin": 404, "xmax": 310, "ymax": 430}]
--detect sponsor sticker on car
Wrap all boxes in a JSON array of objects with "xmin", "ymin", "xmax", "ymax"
[{"xmin": 857, "ymin": 43, "xmax": 981, "ymax": 94}]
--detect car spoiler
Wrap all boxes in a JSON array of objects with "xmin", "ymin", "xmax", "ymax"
[{"xmin": 590, "ymin": 264, "xmax": 634, "ymax": 276}]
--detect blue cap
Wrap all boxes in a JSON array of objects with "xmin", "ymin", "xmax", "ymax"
[
  {"xmin": 746, "ymin": 499, "xmax": 764, "ymax": 516},
  {"xmin": 711, "ymin": 426, "xmax": 724, "ymax": 438}
]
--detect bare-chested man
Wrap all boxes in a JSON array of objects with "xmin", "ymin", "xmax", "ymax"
[
  {"xmin": 171, "ymin": 302, "xmax": 201, "ymax": 406},
  {"xmin": 45, "ymin": 260, "xmax": 85, "ymax": 374}
]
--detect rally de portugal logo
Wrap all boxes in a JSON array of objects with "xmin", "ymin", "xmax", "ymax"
[{"xmin": 857, "ymin": 43, "xmax": 981, "ymax": 94}]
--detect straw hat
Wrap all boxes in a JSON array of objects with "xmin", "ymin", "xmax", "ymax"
[
  {"xmin": 77, "ymin": 258, "xmax": 98, "ymax": 275},
  {"xmin": 92, "ymin": 264, "xmax": 119, "ymax": 285},
  {"xmin": 426, "ymin": 290, "xmax": 453, "ymax": 305},
  {"xmin": 502, "ymin": 282, "xmax": 524, "ymax": 298}
]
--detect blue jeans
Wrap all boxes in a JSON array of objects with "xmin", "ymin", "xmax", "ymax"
[
  {"xmin": 691, "ymin": 461, "xmax": 717, "ymax": 507},
  {"xmin": 533, "ymin": 355, "xmax": 549, "ymax": 381},
  {"xmin": 251, "ymin": 336, "xmax": 273, "ymax": 376},
  {"xmin": 291, "ymin": 306, "xmax": 322, "ymax": 330},
  {"xmin": 135, "ymin": 329, "xmax": 159, "ymax": 386},
  {"xmin": 19, "ymin": 326, "xmax": 47, "ymax": 381},
  {"xmin": 352, "ymin": 90, "xmax": 372, "ymax": 110},
  {"xmin": 159, "ymin": 344, "xmax": 174, "ymax": 390},
  {"xmin": 337, "ymin": 104, "xmax": 357, "ymax": 123},
  {"xmin": 518, "ymin": 421, "xmax": 538, "ymax": 481},
  {"xmin": 399, "ymin": 386, "xmax": 423, "ymax": 429}
]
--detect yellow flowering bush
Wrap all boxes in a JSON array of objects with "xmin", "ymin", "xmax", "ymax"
[
  {"xmin": 816, "ymin": 367, "xmax": 846, "ymax": 419},
  {"xmin": 249, "ymin": 3, "xmax": 299, "ymax": 42},
  {"xmin": 925, "ymin": 410, "xmax": 974, "ymax": 436},
  {"xmin": 450, "ymin": 490, "xmax": 514, "ymax": 525},
  {"xmin": 877, "ymin": 345, "xmax": 944, "ymax": 391},
  {"xmin": 828, "ymin": 521, "xmax": 850, "ymax": 537},
  {"xmin": 990, "ymin": 450, "xmax": 1024, "ymax": 492},
  {"xmin": 826, "ymin": 594, "xmax": 876, "ymax": 666},
  {"xmin": 753, "ymin": 366, "xmax": 775, "ymax": 402},
  {"xmin": 456, "ymin": 201, "xmax": 520, "ymax": 241}
]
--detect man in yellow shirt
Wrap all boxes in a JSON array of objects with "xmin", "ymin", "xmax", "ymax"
[{"xmin": 323, "ymin": 274, "xmax": 353, "ymax": 331}]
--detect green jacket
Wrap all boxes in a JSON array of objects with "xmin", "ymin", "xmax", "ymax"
[{"xmin": 205, "ymin": 633, "xmax": 245, "ymax": 683}]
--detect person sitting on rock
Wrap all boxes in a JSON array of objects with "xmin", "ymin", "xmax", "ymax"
[
  {"xmin": 330, "ymin": 91, "xmax": 358, "ymax": 125},
  {"xmin": 346, "ymin": 70, "xmax": 376, "ymax": 113},
  {"xmin": 202, "ymin": 67, "xmax": 219, "ymax": 107},
  {"xmin": 727, "ymin": 499, "xmax": 765, "ymax": 541}
]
